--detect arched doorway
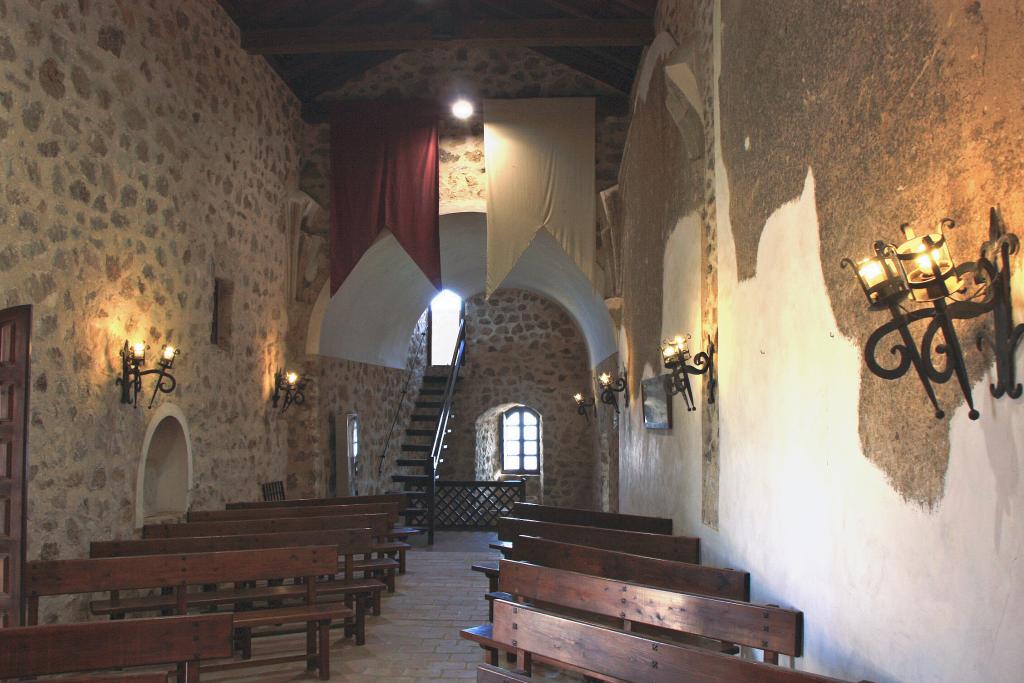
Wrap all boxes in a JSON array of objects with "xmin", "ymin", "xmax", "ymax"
[{"xmin": 135, "ymin": 404, "xmax": 193, "ymax": 527}]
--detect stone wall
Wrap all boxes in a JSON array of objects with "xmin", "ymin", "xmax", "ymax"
[
  {"xmin": 440, "ymin": 289, "xmax": 596, "ymax": 508},
  {"xmin": 614, "ymin": 1, "xmax": 1024, "ymax": 681},
  {"xmin": 0, "ymin": 0, "xmax": 304, "ymax": 619},
  {"xmin": 285, "ymin": 315, "xmax": 428, "ymax": 498}
]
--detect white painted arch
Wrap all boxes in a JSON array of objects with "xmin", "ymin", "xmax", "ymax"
[
  {"xmin": 135, "ymin": 403, "xmax": 194, "ymax": 528},
  {"xmin": 311, "ymin": 212, "xmax": 617, "ymax": 369}
]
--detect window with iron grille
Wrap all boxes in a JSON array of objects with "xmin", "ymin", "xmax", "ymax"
[{"xmin": 500, "ymin": 406, "xmax": 541, "ymax": 474}]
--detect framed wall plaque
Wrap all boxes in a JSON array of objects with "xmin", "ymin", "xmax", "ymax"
[{"xmin": 642, "ymin": 375, "xmax": 673, "ymax": 429}]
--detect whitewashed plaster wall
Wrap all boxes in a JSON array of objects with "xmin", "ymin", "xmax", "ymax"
[{"xmin": 616, "ymin": 3, "xmax": 1024, "ymax": 682}]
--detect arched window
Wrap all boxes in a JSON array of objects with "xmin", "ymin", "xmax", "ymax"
[
  {"xmin": 429, "ymin": 289, "xmax": 464, "ymax": 366},
  {"xmin": 501, "ymin": 406, "xmax": 541, "ymax": 474}
]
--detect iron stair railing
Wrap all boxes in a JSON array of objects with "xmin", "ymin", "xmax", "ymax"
[{"xmin": 426, "ymin": 320, "xmax": 466, "ymax": 544}]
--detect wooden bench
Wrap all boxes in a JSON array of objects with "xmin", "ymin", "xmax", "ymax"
[
  {"xmin": 227, "ymin": 492, "xmax": 408, "ymax": 509},
  {"xmin": 0, "ymin": 614, "xmax": 232, "ymax": 682},
  {"xmin": 24, "ymin": 546, "xmax": 351, "ymax": 680},
  {"xmin": 188, "ymin": 501, "xmax": 402, "ymax": 524},
  {"xmin": 477, "ymin": 664, "xmax": 531, "ymax": 682},
  {"xmin": 495, "ymin": 517, "xmax": 700, "ymax": 562},
  {"xmin": 187, "ymin": 503, "xmax": 412, "ymax": 573},
  {"xmin": 464, "ymin": 560, "xmax": 802, "ymax": 668},
  {"xmin": 143, "ymin": 514, "xmax": 403, "ymax": 588},
  {"xmin": 510, "ymin": 502, "xmax": 673, "ymax": 534},
  {"xmin": 472, "ymin": 536, "xmax": 747, "ymax": 618},
  {"xmin": 486, "ymin": 600, "xmax": 872, "ymax": 682},
  {"xmin": 89, "ymin": 527, "xmax": 385, "ymax": 637}
]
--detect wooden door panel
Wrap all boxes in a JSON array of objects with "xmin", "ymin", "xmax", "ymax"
[{"xmin": 0, "ymin": 306, "xmax": 30, "ymax": 629}]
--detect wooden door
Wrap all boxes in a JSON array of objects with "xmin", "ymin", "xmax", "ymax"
[{"xmin": 0, "ymin": 306, "xmax": 30, "ymax": 628}]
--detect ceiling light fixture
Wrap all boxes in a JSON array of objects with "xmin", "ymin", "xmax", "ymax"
[{"xmin": 451, "ymin": 99, "xmax": 474, "ymax": 120}]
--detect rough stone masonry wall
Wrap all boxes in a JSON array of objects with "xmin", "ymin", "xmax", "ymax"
[
  {"xmin": 0, "ymin": 0, "xmax": 303, "ymax": 600},
  {"xmin": 614, "ymin": 1, "xmax": 1024, "ymax": 681},
  {"xmin": 285, "ymin": 315, "xmax": 428, "ymax": 498},
  {"xmin": 441, "ymin": 289, "xmax": 596, "ymax": 508}
]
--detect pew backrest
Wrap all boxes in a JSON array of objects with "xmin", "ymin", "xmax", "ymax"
[
  {"xmin": 511, "ymin": 502, "xmax": 672, "ymax": 534},
  {"xmin": 498, "ymin": 517, "xmax": 699, "ymax": 563},
  {"xmin": 25, "ymin": 545, "xmax": 337, "ymax": 597},
  {"xmin": 142, "ymin": 512, "xmax": 390, "ymax": 538},
  {"xmin": 227, "ymin": 493, "xmax": 407, "ymax": 509},
  {"xmin": 188, "ymin": 501, "xmax": 400, "ymax": 523},
  {"xmin": 499, "ymin": 560, "xmax": 801, "ymax": 656},
  {"xmin": 90, "ymin": 527, "xmax": 375, "ymax": 569},
  {"xmin": 510, "ymin": 536, "xmax": 749, "ymax": 601},
  {"xmin": 492, "ymin": 600, "xmax": 865, "ymax": 683},
  {"xmin": 0, "ymin": 614, "xmax": 233, "ymax": 679}
]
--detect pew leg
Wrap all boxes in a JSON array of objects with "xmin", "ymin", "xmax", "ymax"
[
  {"xmin": 318, "ymin": 619, "xmax": 331, "ymax": 680},
  {"xmin": 306, "ymin": 621, "xmax": 317, "ymax": 672},
  {"xmin": 385, "ymin": 569, "xmax": 396, "ymax": 593},
  {"xmin": 343, "ymin": 594, "xmax": 355, "ymax": 638},
  {"xmin": 184, "ymin": 659, "xmax": 199, "ymax": 683},
  {"xmin": 398, "ymin": 549, "xmax": 406, "ymax": 574},
  {"xmin": 484, "ymin": 647, "xmax": 499, "ymax": 666},
  {"xmin": 765, "ymin": 651, "xmax": 780, "ymax": 665},
  {"xmin": 373, "ymin": 589, "xmax": 382, "ymax": 616},
  {"xmin": 356, "ymin": 594, "xmax": 367, "ymax": 646},
  {"xmin": 176, "ymin": 662, "xmax": 187, "ymax": 683},
  {"xmin": 517, "ymin": 650, "xmax": 532, "ymax": 676},
  {"xmin": 239, "ymin": 628, "xmax": 253, "ymax": 660}
]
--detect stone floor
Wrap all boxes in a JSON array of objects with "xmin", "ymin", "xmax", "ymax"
[{"xmin": 205, "ymin": 531, "xmax": 577, "ymax": 682}]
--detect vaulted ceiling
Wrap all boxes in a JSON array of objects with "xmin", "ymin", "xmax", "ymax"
[{"xmin": 216, "ymin": 0, "xmax": 655, "ymax": 120}]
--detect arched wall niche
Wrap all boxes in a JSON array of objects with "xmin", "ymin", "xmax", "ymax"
[
  {"xmin": 475, "ymin": 402, "xmax": 543, "ymax": 502},
  {"xmin": 135, "ymin": 403, "xmax": 194, "ymax": 528},
  {"xmin": 310, "ymin": 212, "xmax": 617, "ymax": 368}
]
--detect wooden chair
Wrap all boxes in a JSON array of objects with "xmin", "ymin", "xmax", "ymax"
[
  {"xmin": 488, "ymin": 599, "xmax": 873, "ymax": 682},
  {"xmin": 464, "ymin": 560, "xmax": 801, "ymax": 667},
  {"xmin": 510, "ymin": 502, "xmax": 673, "ymax": 534},
  {"xmin": 495, "ymin": 517, "xmax": 700, "ymax": 562},
  {"xmin": 0, "ymin": 613, "xmax": 233, "ymax": 683},
  {"xmin": 89, "ymin": 527, "xmax": 385, "ymax": 638},
  {"xmin": 24, "ymin": 546, "xmax": 350, "ymax": 680},
  {"xmin": 261, "ymin": 481, "xmax": 285, "ymax": 502}
]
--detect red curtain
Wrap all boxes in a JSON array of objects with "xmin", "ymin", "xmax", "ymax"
[{"xmin": 329, "ymin": 101, "xmax": 441, "ymax": 294}]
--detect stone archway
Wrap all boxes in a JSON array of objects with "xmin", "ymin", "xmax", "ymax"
[{"xmin": 135, "ymin": 403, "xmax": 193, "ymax": 527}]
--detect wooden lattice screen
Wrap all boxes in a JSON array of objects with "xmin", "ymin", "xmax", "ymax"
[{"xmin": 435, "ymin": 480, "xmax": 526, "ymax": 529}]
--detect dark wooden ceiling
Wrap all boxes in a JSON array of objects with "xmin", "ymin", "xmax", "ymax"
[{"xmin": 217, "ymin": 0, "xmax": 655, "ymax": 116}]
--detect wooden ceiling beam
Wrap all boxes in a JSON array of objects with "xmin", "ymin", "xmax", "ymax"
[{"xmin": 242, "ymin": 18, "xmax": 654, "ymax": 54}]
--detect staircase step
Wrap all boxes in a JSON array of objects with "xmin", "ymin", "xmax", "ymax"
[
  {"xmin": 410, "ymin": 414, "xmax": 437, "ymax": 422},
  {"xmin": 402, "ymin": 444, "xmax": 429, "ymax": 452},
  {"xmin": 415, "ymin": 401, "xmax": 443, "ymax": 409},
  {"xmin": 422, "ymin": 376, "xmax": 448, "ymax": 384},
  {"xmin": 397, "ymin": 458, "xmax": 431, "ymax": 468},
  {"xmin": 419, "ymin": 388, "xmax": 444, "ymax": 396},
  {"xmin": 392, "ymin": 474, "xmax": 433, "ymax": 484},
  {"xmin": 405, "ymin": 429, "xmax": 433, "ymax": 437}
]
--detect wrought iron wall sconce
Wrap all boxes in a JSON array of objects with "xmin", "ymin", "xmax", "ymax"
[
  {"xmin": 573, "ymin": 392, "xmax": 595, "ymax": 423},
  {"xmin": 842, "ymin": 208, "xmax": 1022, "ymax": 420},
  {"xmin": 272, "ymin": 370, "xmax": 306, "ymax": 412},
  {"xmin": 660, "ymin": 334, "xmax": 716, "ymax": 412},
  {"xmin": 596, "ymin": 370, "xmax": 628, "ymax": 413},
  {"xmin": 117, "ymin": 341, "xmax": 180, "ymax": 408}
]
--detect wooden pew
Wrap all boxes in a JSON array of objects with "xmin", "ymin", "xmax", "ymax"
[
  {"xmin": 188, "ymin": 501, "xmax": 401, "ymax": 523},
  {"xmin": 0, "ymin": 614, "xmax": 232, "ymax": 683},
  {"xmin": 142, "ymin": 514, "xmax": 401, "ymax": 589},
  {"xmin": 496, "ymin": 517, "xmax": 700, "ymax": 563},
  {"xmin": 90, "ymin": 527, "xmax": 384, "ymax": 635},
  {"xmin": 24, "ymin": 546, "xmax": 351, "ymax": 680},
  {"xmin": 227, "ymin": 493, "xmax": 407, "ymax": 509},
  {"xmin": 145, "ymin": 514, "xmax": 401, "ymax": 588},
  {"xmin": 487, "ymin": 600, "xmax": 872, "ymax": 682},
  {"xmin": 477, "ymin": 664, "xmax": 531, "ymax": 682},
  {"xmin": 472, "ymin": 536, "xmax": 747, "ymax": 619},
  {"xmin": 464, "ymin": 560, "xmax": 801, "ymax": 668},
  {"xmin": 511, "ymin": 502, "xmax": 673, "ymax": 534}
]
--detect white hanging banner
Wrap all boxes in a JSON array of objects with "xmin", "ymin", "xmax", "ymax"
[{"xmin": 483, "ymin": 98, "xmax": 596, "ymax": 295}]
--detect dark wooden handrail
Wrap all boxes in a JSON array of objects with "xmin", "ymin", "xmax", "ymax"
[{"xmin": 426, "ymin": 320, "xmax": 466, "ymax": 544}]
